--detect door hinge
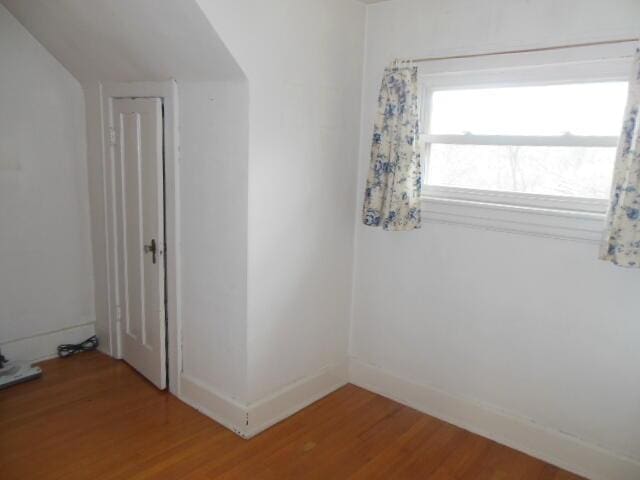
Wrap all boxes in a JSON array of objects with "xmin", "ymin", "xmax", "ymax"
[
  {"xmin": 115, "ymin": 304, "xmax": 122, "ymax": 321},
  {"xmin": 108, "ymin": 127, "xmax": 117, "ymax": 146}
]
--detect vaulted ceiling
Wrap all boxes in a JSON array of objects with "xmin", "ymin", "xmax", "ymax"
[{"xmin": 1, "ymin": 0, "xmax": 244, "ymax": 83}]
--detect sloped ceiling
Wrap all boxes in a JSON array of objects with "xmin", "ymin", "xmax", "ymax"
[{"xmin": 1, "ymin": 0, "xmax": 244, "ymax": 84}]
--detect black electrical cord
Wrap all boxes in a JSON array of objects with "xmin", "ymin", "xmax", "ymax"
[{"xmin": 57, "ymin": 335, "xmax": 99, "ymax": 358}]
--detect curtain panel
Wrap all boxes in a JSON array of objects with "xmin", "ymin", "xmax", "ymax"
[
  {"xmin": 362, "ymin": 64, "xmax": 422, "ymax": 231},
  {"xmin": 601, "ymin": 48, "xmax": 640, "ymax": 267}
]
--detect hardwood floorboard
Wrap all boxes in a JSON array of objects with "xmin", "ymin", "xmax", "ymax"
[{"xmin": 0, "ymin": 352, "xmax": 584, "ymax": 479}]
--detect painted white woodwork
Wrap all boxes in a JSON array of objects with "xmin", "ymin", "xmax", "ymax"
[{"xmin": 112, "ymin": 97, "xmax": 166, "ymax": 389}]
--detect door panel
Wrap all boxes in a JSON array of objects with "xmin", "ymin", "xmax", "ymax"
[{"xmin": 113, "ymin": 97, "xmax": 166, "ymax": 389}]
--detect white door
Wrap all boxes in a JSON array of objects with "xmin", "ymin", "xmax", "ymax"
[{"xmin": 112, "ymin": 98, "xmax": 166, "ymax": 389}]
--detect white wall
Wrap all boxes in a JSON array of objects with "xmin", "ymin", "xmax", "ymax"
[
  {"xmin": 0, "ymin": 4, "xmax": 95, "ymax": 362},
  {"xmin": 179, "ymin": 81, "xmax": 250, "ymax": 403},
  {"xmin": 196, "ymin": 0, "xmax": 366, "ymax": 403},
  {"xmin": 352, "ymin": 0, "xmax": 640, "ymax": 469}
]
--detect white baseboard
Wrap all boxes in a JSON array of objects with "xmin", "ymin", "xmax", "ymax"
[
  {"xmin": 1, "ymin": 322, "xmax": 96, "ymax": 363},
  {"xmin": 349, "ymin": 357, "xmax": 640, "ymax": 480},
  {"xmin": 179, "ymin": 360, "xmax": 349, "ymax": 439},
  {"xmin": 116, "ymin": 352, "xmax": 640, "ymax": 479},
  {"xmin": 179, "ymin": 374, "xmax": 249, "ymax": 436},
  {"xmin": 246, "ymin": 360, "xmax": 349, "ymax": 438}
]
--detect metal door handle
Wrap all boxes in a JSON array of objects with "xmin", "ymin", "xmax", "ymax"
[{"xmin": 144, "ymin": 239, "xmax": 157, "ymax": 264}]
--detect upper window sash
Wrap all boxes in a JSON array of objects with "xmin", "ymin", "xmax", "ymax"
[{"xmin": 417, "ymin": 47, "xmax": 631, "ymax": 136}]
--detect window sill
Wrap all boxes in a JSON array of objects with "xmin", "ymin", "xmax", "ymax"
[{"xmin": 421, "ymin": 195, "xmax": 606, "ymax": 243}]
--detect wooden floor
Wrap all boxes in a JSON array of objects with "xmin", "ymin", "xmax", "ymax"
[{"xmin": 0, "ymin": 352, "xmax": 583, "ymax": 480}]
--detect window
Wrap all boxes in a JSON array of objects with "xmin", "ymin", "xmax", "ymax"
[
  {"xmin": 420, "ymin": 58, "xmax": 630, "ymax": 216},
  {"xmin": 424, "ymin": 82, "xmax": 627, "ymax": 201}
]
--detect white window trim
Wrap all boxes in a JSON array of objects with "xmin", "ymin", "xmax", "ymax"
[
  {"xmin": 417, "ymin": 46, "xmax": 629, "ymax": 242},
  {"xmin": 423, "ymin": 186, "xmax": 607, "ymax": 213},
  {"xmin": 421, "ymin": 195, "xmax": 606, "ymax": 244},
  {"xmin": 423, "ymin": 133, "xmax": 618, "ymax": 148}
]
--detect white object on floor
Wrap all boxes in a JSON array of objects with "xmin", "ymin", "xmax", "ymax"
[{"xmin": 0, "ymin": 360, "xmax": 42, "ymax": 390}]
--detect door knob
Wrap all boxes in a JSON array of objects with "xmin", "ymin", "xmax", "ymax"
[{"xmin": 144, "ymin": 239, "xmax": 157, "ymax": 264}]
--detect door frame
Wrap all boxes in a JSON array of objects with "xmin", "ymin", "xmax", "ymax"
[{"xmin": 100, "ymin": 81, "xmax": 181, "ymax": 394}]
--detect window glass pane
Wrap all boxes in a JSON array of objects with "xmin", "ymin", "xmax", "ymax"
[
  {"xmin": 430, "ymin": 82, "xmax": 627, "ymax": 136},
  {"xmin": 426, "ymin": 144, "xmax": 615, "ymax": 198}
]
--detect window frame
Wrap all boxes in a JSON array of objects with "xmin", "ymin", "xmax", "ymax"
[
  {"xmin": 421, "ymin": 82, "xmax": 622, "ymax": 208},
  {"xmin": 414, "ymin": 46, "xmax": 633, "ymax": 241}
]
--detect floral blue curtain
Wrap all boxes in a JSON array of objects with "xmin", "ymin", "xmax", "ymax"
[
  {"xmin": 601, "ymin": 48, "xmax": 640, "ymax": 267},
  {"xmin": 362, "ymin": 63, "xmax": 421, "ymax": 231}
]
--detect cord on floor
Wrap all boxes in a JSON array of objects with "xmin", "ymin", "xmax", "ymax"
[{"xmin": 57, "ymin": 336, "xmax": 99, "ymax": 358}]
